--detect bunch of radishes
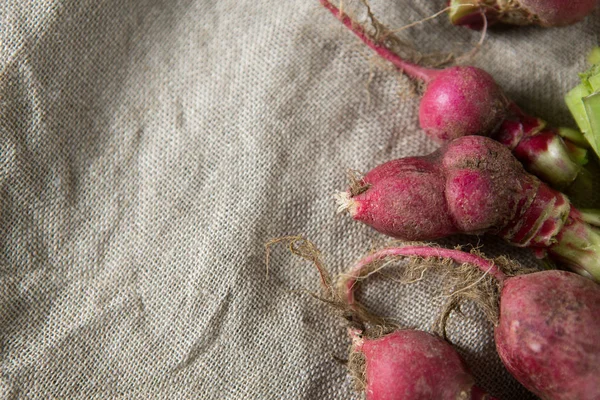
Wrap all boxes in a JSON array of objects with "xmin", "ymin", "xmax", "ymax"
[
  {"xmin": 320, "ymin": 0, "xmax": 600, "ymax": 201},
  {"xmin": 279, "ymin": 1, "xmax": 600, "ymax": 399},
  {"xmin": 339, "ymin": 245, "xmax": 600, "ymax": 400},
  {"xmin": 320, "ymin": 0, "xmax": 600, "ymax": 280}
]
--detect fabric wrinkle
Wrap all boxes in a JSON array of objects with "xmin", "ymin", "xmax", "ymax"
[{"xmin": 172, "ymin": 288, "xmax": 232, "ymax": 372}]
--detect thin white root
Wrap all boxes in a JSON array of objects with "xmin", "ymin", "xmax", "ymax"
[{"xmin": 335, "ymin": 191, "xmax": 356, "ymax": 214}]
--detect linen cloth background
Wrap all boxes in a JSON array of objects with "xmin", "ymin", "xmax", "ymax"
[{"xmin": 1, "ymin": 0, "xmax": 599, "ymax": 398}]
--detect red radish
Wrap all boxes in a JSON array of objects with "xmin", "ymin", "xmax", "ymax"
[
  {"xmin": 320, "ymin": 0, "xmax": 594, "ymax": 195},
  {"xmin": 342, "ymin": 244, "xmax": 600, "ymax": 400},
  {"xmin": 267, "ymin": 237, "xmax": 497, "ymax": 400},
  {"xmin": 494, "ymin": 270, "xmax": 600, "ymax": 400},
  {"xmin": 336, "ymin": 135, "xmax": 600, "ymax": 281},
  {"xmin": 449, "ymin": 0, "xmax": 599, "ymax": 30},
  {"xmin": 347, "ymin": 328, "xmax": 497, "ymax": 400}
]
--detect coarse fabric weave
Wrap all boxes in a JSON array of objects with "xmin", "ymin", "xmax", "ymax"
[{"xmin": 1, "ymin": 1, "xmax": 598, "ymax": 399}]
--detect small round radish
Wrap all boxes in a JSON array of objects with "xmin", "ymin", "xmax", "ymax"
[
  {"xmin": 348, "ymin": 329, "xmax": 495, "ymax": 400},
  {"xmin": 418, "ymin": 66, "xmax": 508, "ymax": 143},
  {"xmin": 340, "ymin": 245, "xmax": 500, "ymax": 399},
  {"xmin": 319, "ymin": 0, "xmax": 509, "ymax": 145},
  {"xmin": 340, "ymin": 245, "xmax": 499, "ymax": 400}
]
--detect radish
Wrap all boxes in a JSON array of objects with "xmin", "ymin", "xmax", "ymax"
[
  {"xmin": 320, "ymin": 0, "xmax": 595, "ymax": 197},
  {"xmin": 449, "ymin": 0, "xmax": 599, "ymax": 30},
  {"xmin": 267, "ymin": 237, "xmax": 497, "ymax": 399},
  {"xmin": 346, "ymin": 328, "xmax": 498, "ymax": 400},
  {"xmin": 336, "ymin": 135, "xmax": 600, "ymax": 282},
  {"xmin": 342, "ymin": 244, "xmax": 600, "ymax": 400}
]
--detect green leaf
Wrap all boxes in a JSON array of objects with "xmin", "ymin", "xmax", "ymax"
[
  {"xmin": 588, "ymin": 47, "xmax": 600, "ymax": 66},
  {"xmin": 566, "ymin": 51, "xmax": 600, "ymax": 159},
  {"xmin": 583, "ymin": 92, "xmax": 600, "ymax": 157},
  {"xmin": 558, "ymin": 127, "xmax": 589, "ymax": 148},
  {"xmin": 565, "ymin": 84, "xmax": 592, "ymax": 135},
  {"xmin": 589, "ymin": 73, "xmax": 600, "ymax": 92},
  {"xmin": 579, "ymin": 208, "xmax": 600, "ymax": 227}
]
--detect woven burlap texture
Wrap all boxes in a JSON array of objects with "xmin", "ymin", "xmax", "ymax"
[{"xmin": 1, "ymin": 0, "xmax": 598, "ymax": 398}]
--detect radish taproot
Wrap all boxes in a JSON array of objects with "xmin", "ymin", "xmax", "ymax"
[
  {"xmin": 267, "ymin": 237, "xmax": 497, "ymax": 400},
  {"xmin": 336, "ymin": 135, "xmax": 600, "ymax": 281},
  {"xmin": 343, "ymin": 244, "xmax": 600, "ymax": 400},
  {"xmin": 449, "ymin": 0, "xmax": 599, "ymax": 30},
  {"xmin": 320, "ymin": 0, "xmax": 595, "ymax": 197}
]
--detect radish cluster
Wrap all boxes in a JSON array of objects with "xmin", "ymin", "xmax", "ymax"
[
  {"xmin": 304, "ymin": 1, "xmax": 600, "ymax": 398},
  {"xmin": 337, "ymin": 135, "xmax": 600, "ymax": 282},
  {"xmin": 342, "ymin": 245, "xmax": 600, "ymax": 400},
  {"xmin": 320, "ymin": 0, "xmax": 595, "ymax": 198}
]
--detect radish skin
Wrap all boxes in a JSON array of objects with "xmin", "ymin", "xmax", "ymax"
[
  {"xmin": 349, "ymin": 329, "xmax": 496, "ymax": 400},
  {"xmin": 495, "ymin": 270, "xmax": 600, "ymax": 400}
]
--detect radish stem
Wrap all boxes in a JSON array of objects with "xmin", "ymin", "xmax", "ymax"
[
  {"xmin": 342, "ymin": 245, "xmax": 507, "ymax": 308},
  {"xmin": 319, "ymin": 0, "xmax": 439, "ymax": 83}
]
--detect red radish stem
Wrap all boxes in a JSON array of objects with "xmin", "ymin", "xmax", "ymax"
[
  {"xmin": 337, "ymin": 135, "xmax": 600, "ymax": 281},
  {"xmin": 320, "ymin": 0, "xmax": 595, "ymax": 198},
  {"xmin": 319, "ymin": 0, "xmax": 438, "ymax": 82},
  {"xmin": 448, "ymin": 0, "xmax": 599, "ymax": 30},
  {"xmin": 342, "ymin": 244, "xmax": 600, "ymax": 400},
  {"xmin": 342, "ymin": 246, "xmax": 506, "ymax": 307}
]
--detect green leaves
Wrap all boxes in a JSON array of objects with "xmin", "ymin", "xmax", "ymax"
[{"xmin": 565, "ymin": 48, "xmax": 600, "ymax": 158}]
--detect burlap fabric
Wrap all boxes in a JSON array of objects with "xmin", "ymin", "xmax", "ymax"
[{"xmin": 1, "ymin": 0, "xmax": 598, "ymax": 398}]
